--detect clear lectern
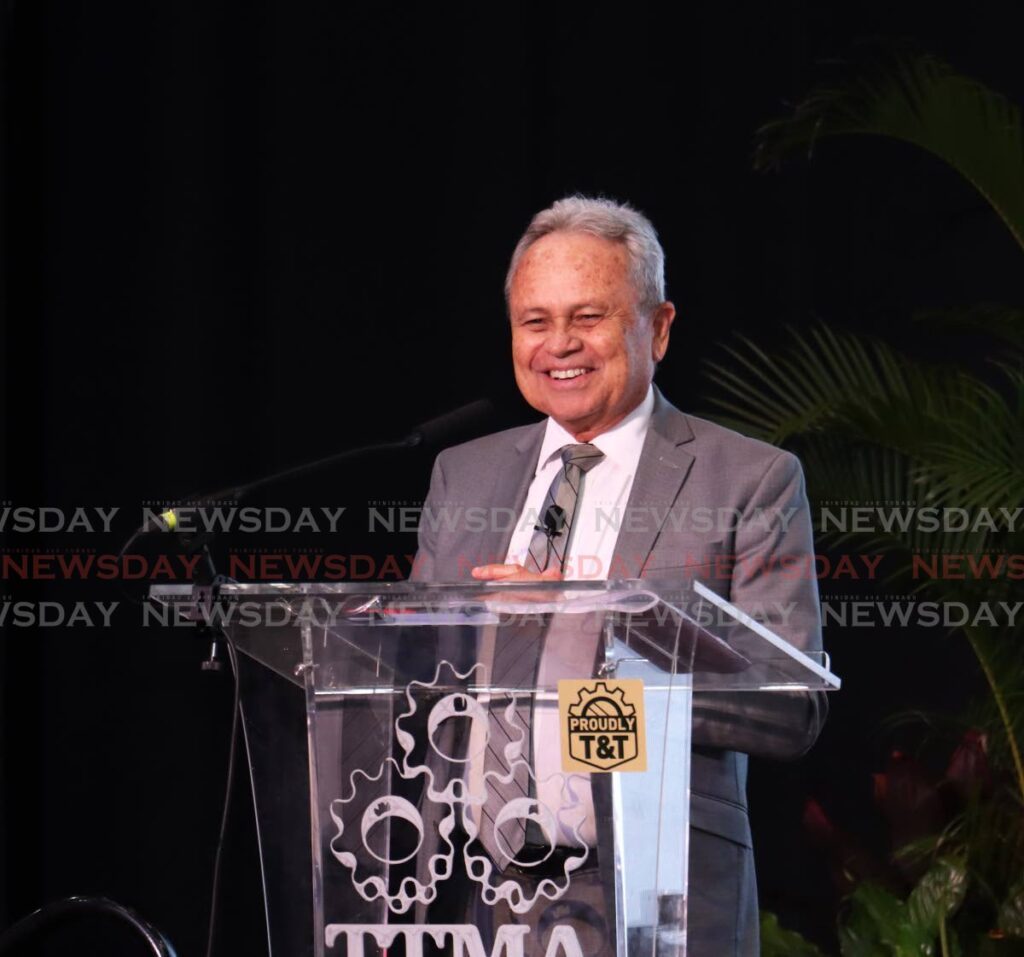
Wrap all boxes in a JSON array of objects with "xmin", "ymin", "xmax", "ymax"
[{"xmin": 150, "ymin": 580, "xmax": 839, "ymax": 957}]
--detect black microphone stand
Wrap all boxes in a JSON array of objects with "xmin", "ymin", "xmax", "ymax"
[{"xmin": 125, "ymin": 398, "xmax": 494, "ymax": 669}]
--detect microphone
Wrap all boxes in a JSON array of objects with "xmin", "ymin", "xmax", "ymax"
[
  {"xmin": 406, "ymin": 399, "xmax": 494, "ymax": 448},
  {"xmin": 140, "ymin": 509, "xmax": 179, "ymax": 533},
  {"xmin": 537, "ymin": 504, "xmax": 567, "ymax": 539}
]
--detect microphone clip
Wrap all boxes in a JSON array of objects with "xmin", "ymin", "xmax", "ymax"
[{"xmin": 536, "ymin": 504, "xmax": 567, "ymax": 539}]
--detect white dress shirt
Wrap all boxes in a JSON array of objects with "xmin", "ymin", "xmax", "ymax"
[
  {"xmin": 504, "ymin": 385, "xmax": 655, "ymax": 578},
  {"xmin": 503, "ymin": 386, "xmax": 655, "ymax": 846}
]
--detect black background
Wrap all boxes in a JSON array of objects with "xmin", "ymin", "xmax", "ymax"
[{"xmin": 3, "ymin": 1, "xmax": 1023, "ymax": 953}]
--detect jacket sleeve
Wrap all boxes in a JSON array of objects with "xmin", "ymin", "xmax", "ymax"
[
  {"xmin": 409, "ymin": 453, "xmax": 446, "ymax": 583},
  {"xmin": 690, "ymin": 450, "xmax": 829, "ymax": 760}
]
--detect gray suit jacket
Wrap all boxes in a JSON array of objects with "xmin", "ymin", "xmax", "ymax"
[{"xmin": 412, "ymin": 388, "xmax": 827, "ymax": 955}]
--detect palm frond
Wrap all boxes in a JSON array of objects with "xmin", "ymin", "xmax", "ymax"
[
  {"xmin": 962, "ymin": 624, "xmax": 1024, "ymax": 806},
  {"xmin": 703, "ymin": 325, "xmax": 1024, "ymax": 512},
  {"xmin": 794, "ymin": 437, "xmax": 1003, "ymax": 600},
  {"xmin": 755, "ymin": 53, "xmax": 1024, "ymax": 255},
  {"xmin": 915, "ymin": 371, "xmax": 1024, "ymax": 511},
  {"xmin": 704, "ymin": 325, "xmax": 972, "ymax": 452},
  {"xmin": 701, "ymin": 326, "xmax": 1024, "ymax": 602}
]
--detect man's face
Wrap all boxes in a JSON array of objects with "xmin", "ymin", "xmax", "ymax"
[{"xmin": 508, "ymin": 230, "xmax": 674, "ymax": 442}]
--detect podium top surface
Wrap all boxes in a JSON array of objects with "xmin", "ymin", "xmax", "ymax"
[{"xmin": 150, "ymin": 579, "xmax": 839, "ymax": 692}]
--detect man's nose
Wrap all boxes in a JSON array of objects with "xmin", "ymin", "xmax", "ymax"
[{"xmin": 546, "ymin": 326, "xmax": 582, "ymax": 356}]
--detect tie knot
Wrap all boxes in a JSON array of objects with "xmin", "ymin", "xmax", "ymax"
[{"xmin": 560, "ymin": 443, "xmax": 604, "ymax": 473}]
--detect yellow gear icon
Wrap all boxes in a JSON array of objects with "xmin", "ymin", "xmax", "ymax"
[
  {"xmin": 563, "ymin": 680, "xmax": 643, "ymax": 771},
  {"xmin": 567, "ymin": 681, "xmax": 636, "ymax": 718}
]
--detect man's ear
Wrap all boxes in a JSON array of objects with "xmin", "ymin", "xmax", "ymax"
[{"xmin": 651, "ymin": 301, "xmax": 676, "ymax": 363}]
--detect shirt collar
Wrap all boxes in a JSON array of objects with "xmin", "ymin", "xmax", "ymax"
[{"xmin": 536, "ymin": 384, "xmax": 655, "ymax": 473}]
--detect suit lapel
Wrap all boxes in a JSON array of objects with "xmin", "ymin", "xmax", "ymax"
[
  {"xmin": 473, "ymin": 422, "xmax": 545, "ymax": 565},
  {"xmin": 611, "ymin": 389, "xmax": 696, "ymax": 577}
]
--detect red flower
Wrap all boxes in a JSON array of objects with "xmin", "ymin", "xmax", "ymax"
[{"xmin": 945, "ymin": 729, "xmax": 992, "ymax": 798}]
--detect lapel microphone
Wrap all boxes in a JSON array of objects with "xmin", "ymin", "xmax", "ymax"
[{"xmin": 538, "ymin": 504, "xmax": 567, "ymax": 539}]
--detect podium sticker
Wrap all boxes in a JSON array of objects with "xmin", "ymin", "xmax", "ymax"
[{"xmin": 558, "ymin": 679, "xmax": 647, "ymax": 773}]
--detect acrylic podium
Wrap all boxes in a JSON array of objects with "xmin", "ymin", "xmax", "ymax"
[{"xmin": 150, "ymin": 580, "xmax": 839, "ymax": 957}]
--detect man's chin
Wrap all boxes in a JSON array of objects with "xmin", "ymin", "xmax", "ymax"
[
  {"xmin": 547, "ymin": 406, "xmax": 603, "ymax": 440},
  {"xmin": 520, "ymin": 387, "xmax": 610, "ymax": 437}
]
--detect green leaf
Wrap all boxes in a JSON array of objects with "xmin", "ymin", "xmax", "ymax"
[
  {"xmin": 700, "ymin": 325, "xmax": 1024, "ymax": 565},
  {"xmin": 907, "ymin": 857, "xmax": 968, "ymax": 931},
  {"xmin": 839, "ymin": 882, "xmax": 937, "ymax": 957},
  {"xmin": 754, "ymin": 53, "xmax": 1024, "ymax": 255},
  {"xmin": 759, "ymin": 911, "xmax": 827, "ymax": 956}
]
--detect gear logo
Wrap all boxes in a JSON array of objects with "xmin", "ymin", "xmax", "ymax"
[
  {"xmin": 328, "ymin": 661, "xmax": 590, "ymax": 915},
  {"xmin": 560, "ymin": 680, "xmax": 647, "ymax": 773}
]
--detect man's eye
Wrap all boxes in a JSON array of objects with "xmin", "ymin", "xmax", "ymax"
[{"xmin": 577, "ymin": 313, "xmax": 602, "ymax": 322}]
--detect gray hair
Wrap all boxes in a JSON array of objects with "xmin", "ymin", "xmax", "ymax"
[{"xmin": 504, "ymin": 195, "xmax": 666, "ymax": 314}]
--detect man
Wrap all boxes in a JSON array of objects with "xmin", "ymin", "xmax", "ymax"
[{"xmin": 413, "ymin": 196, "xmax": 826, "ymax": 955}]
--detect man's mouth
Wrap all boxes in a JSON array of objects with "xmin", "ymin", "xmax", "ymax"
[{"xmin": 547, "ymin": 367, "xmax": 592, "ymax": 380}]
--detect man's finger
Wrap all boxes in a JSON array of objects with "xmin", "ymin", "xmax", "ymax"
[
  {"xmin": 471, "ymin": 563, "xmax": 528, "ymax": 579},
  {"xmin": 471, "ymin": 564, "xmax": 563, "ymax": 582}
]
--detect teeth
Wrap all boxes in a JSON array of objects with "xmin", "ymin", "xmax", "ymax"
[{"xmin": 549, "ymin": 368, "xmax": 588, "ymax": 379}]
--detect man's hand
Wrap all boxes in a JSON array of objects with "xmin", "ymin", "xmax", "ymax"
[{"xmin": 470, "ymin": 563, "xmax": 563, "ymax": 582}]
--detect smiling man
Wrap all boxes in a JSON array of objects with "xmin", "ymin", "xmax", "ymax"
[
  {"xmin": 508, "ymin": 227, "xmax": 674, "ymax": 444},
  {"xmin": 413, "ymin": 196, "xmax": 827, "ymax": 956}
]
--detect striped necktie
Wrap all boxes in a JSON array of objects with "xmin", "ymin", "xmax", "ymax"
[
  {"xmin": 525, "ymin": 443, "xmax": 605, "ymax": 574},
  {"xmin": 479, "ymin": 443, "xmax": 605, "ymax": 865}
]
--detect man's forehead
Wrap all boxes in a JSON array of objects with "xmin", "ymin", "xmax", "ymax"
[
  {"xmin": 521, "ymin": 230, "xmax": 628, "ymax": 268},
  {"xmin": 511, "ymin": 231, "xmax": 632, "ymax": 302}
]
